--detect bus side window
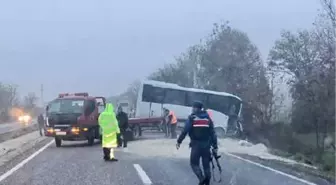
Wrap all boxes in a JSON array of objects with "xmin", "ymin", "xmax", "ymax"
[
  {"xmin": 207, "ymin": 95, "xmax": 229, "ymax": 115},
  {"xmin": 163, "ymin": 89, "xmax": 186, "ymax": 106},
  {"xmin": 142, "ymin": 84, "xmax": 165, "ymax": 103},
  {"xmin": 186, "ymin": 92, "xmax": 208, "ymax": 107},
  {"xmin": 142, "ymin": 84, "xmax": 153, "ymax": 102}
]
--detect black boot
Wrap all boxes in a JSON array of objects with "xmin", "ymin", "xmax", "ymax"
[
  {"xmin": 203, "ymin": 177, "xmax": 210, "ymax": 185},
  {"xmin": 110, "ymin": 158, "xmax": 118, "ymax": 162},
  {"xmin": 198, "ymin": 179, "xmax": 205, "ymax": 185},
  {"xmin": 104, "ymin": 157, "xmax": 118, "ymax": 162},
  {"xmin": 198, "ymin": 177, "xmax": 210, "ymax": 185}
]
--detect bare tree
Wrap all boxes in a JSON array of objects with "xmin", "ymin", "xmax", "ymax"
[
  {"xmin": 149, "ymin": 22, "xmax": 272, "ymax": 139},
  {"xmin": 268, "ymin": 1, "xmax": 335, "ymax": 160},
  {"xmin": 320, "ymin": 0, "xmax": 335, "ymax": 26},
  {"xmin": 0, "ymin": 83, "xmax": 18, "ymax": 122},
  {"xmin": 23, "ymin": 92, "xmax": 38, "ymax": 111},
  {"xmin": 123, "ymin": 80, "xmax": 141, "ymax": 109}
]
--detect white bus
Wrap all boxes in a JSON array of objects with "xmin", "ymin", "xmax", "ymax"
[{"xmin": 135, "ymin": 80, "xmax": 242, "ymax": 137}]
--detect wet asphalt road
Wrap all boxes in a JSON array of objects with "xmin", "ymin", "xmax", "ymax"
[
  {"xmin": 0, "ymin": 131, "xmax": 333, "ymax": 185},
  {"xmin": 0, "ymin": 120, "xmax": 36, "ymax": 134}
]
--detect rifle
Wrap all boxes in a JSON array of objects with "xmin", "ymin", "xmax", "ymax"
[{"xmin": 210, "ymin": 148, "xmax": 222, "ymax": 183}]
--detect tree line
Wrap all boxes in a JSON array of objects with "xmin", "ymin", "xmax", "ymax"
[
  {"xmin": 0, "ymin": 83, "xmax": 39, "ymax": 122},
  {"xmin": 120, "ymin": 0, "xmax": 335, "ymax": 174}
]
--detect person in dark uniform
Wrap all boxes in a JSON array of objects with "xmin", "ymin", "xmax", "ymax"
[
  {"xmin": 116, "ymin": 106, "xmax": 129, "ymax": 148},
  {"xmin": 176, "ymin": 101, "xmax": 218, "ymax": 185},
  {"xmin": 37, "ymin": 114, "xmax": 44, "ymax": 136}
]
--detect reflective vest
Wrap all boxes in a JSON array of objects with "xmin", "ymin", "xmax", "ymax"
[
  {"xmin": 168, "ymin": 111, "xmax": 177, "ymax": 124},
  {"xmin": 191, "ymin": 116, "xmax": 210, "ymax": 141}
]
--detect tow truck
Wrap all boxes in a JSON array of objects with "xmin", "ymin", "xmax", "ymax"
[{"xmin": 44, "ymin": 92, "xmax": 106, "ymax": 147}]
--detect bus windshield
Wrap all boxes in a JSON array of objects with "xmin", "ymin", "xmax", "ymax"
[{"xmin": 48, "ymin": 99, "xmax": 84, "ymax": 114}]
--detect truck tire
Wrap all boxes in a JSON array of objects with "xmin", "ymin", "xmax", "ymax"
[
  {"xmin": 55, "ymin": 138, "xmax": 62, "ymax": 147},
  {"xmin": 88, "ymin": 137, "xmax": 94, "ymax": 146},
  {"xmin": 138, "ymin": 126, "xmax": 142, "ymax": 137},
  {"xmin": 95, "ymin": 126, "xmax": 100, "ymax": 139},
  {"xmin": 88, "ymin": 129, "xmax": 95, "ymax": 146}
]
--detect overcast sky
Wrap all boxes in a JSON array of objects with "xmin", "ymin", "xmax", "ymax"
[{"xmin": 0, "ymin": 0, "xmax": 320, "ymax": 102}]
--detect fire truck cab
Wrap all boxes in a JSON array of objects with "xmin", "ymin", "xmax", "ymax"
[{"xmin": 45, "ymin": 92, "xmax": 106, "ymax": 147}]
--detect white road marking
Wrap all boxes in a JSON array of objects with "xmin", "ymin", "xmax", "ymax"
[
  {"xmin": 0, "ymin": 140, "xmax": 54, "ymax": 183},
  {"xmin": 133, "ymin": 164, "xmax": 152, "ymax": 185},
  {"xmin": 223, "ymin": 151, "xmax": 318, "ymax": 185}
]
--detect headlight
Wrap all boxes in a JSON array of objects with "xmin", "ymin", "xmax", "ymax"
[
  {"xmin": 71, "ymin": 127, "xmax": 80, "ymax": 133},
  {"xmin": 23, "ymin": 115, "xmax": 31, "ymax": 122},
  {"xmin": 18, "ymin": 115, "xmax": 31, "ymax": 123}
]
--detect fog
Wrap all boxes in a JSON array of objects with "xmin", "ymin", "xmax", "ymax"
[{"xmin": 0, "ymin": 0, "xmax": 319, "ymax": 101}]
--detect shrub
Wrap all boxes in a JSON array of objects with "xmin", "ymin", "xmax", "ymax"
[{"xmin": 322, "ymin": 151, "xmax": 335, "ymax": 172}]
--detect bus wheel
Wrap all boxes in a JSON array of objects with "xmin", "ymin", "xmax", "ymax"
[
  {"xmin": 215, "ymin": 127, "xmax": 226, "ymax": 138},
  {"xmin": 55, "ymin": 138, "xmax": 62, "ymax": 147}
]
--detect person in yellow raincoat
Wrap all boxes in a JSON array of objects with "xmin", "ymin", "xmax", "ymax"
[{"xmin": 98, "ymin": 103, "xmax": 120, "ymax": 161}]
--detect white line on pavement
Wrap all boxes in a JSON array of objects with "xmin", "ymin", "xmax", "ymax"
[
  {"xmin": 0, "ymin": 140, "xmax": 54, "ymax": 183},
  {"xmin": 223, "ymin": 151, "xmax": 317, "ymax": 185},
  {"xmin": 133, "ymin": 164, "xmax": 152, "ymax": 185}
]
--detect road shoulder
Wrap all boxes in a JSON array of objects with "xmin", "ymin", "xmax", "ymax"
[
  {"xmin": 0, "ymin": 121, "xmax": 38, "ymax": 143},
  {"xmin": 231, "ymin": 153, "xmax": 335, "ymax": 185},
  {"xmin": 0, "ymin": 131, "xmax": 52, "ymax": 177}
]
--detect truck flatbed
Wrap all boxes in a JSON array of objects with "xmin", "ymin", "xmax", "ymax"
[
  {"xmin": 127, "ymin": 116, "xmax": 163, "ymax": 140},
  {"xmin": 128, "ymin": 117, "xmax": 163, "ymax": 124}
]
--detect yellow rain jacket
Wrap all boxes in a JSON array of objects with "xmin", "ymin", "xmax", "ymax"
[{"xmin": 98, "ymin": 103, "xmax": 120, "ymax": 148}]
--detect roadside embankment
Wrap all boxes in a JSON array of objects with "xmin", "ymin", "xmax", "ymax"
[
  {"xmin": 0, "ymin": 121, "xmax": 38, "ymax": 143},
  {"xmin": 0, "ymin": 131, "xmax": 51, "ymax": 178}
]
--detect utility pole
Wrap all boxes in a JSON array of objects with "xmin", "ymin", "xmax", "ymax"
[
  {"xmin": 40, "ymin": 84, "xmax": 44, "ymax": 107},
  {"xmin": 192, "ymin": 52, "xmax": 199, "ymax": 88},
  {"xmin": 193, "ymin": 56, "xmax": 201, "ymax": 88}
]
